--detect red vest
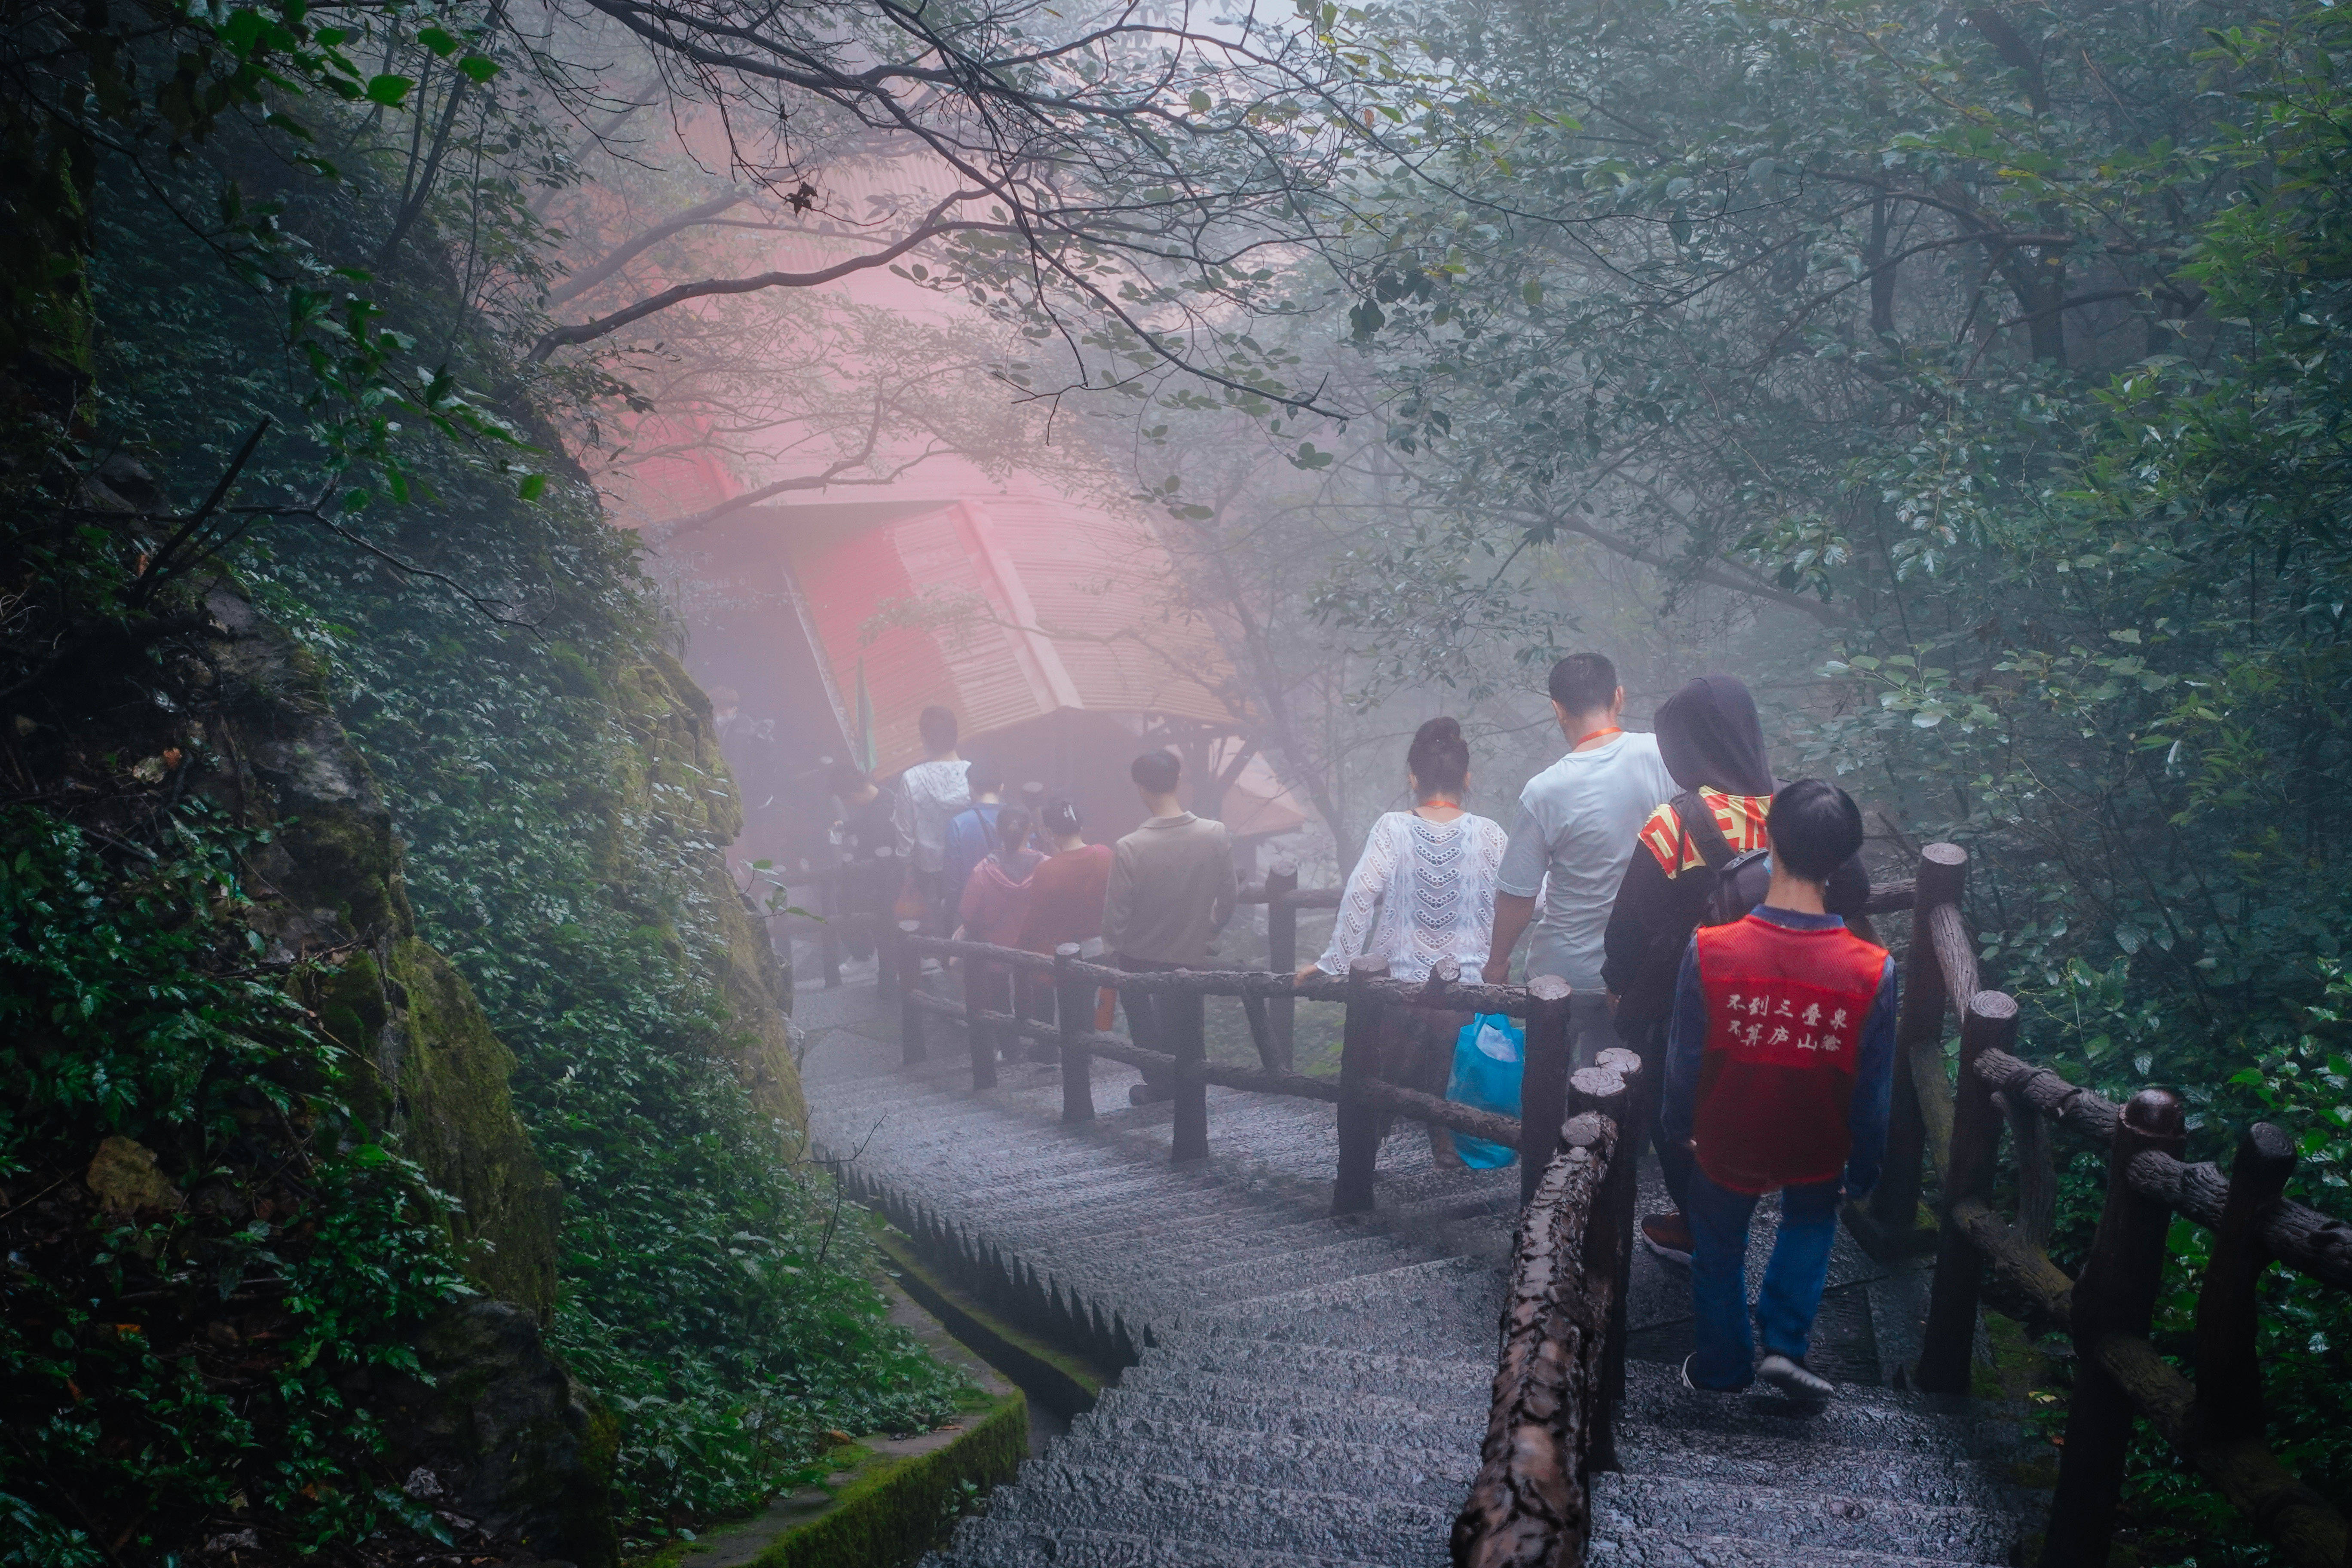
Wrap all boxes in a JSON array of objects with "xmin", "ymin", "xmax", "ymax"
[{"xmin": 1690, "ymin": 914, "xmax": 1888, "ymax": 1194}]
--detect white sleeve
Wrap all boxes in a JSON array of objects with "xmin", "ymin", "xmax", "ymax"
[{"xmin": 1317, "ymin": 816, "xmax": 1400, "ymax": 974}]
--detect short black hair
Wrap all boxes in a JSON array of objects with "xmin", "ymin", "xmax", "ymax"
[
  {"xmin": 1131, "ymin": 750, "xmax": 1181, "ymax": 795},
  {"xmin": 1767, "ymin": 779, "xmax": 1865, "ymax": 882},
  {"xmin": 1548, "ymin": 652, "xmax": 1617, "ymax": 716},
  {"xmin": 1043, "ymin": 797, "xmax": 1083, "ymax": 837},
  {"xmin": 918, "ymin": 705, "xmax": 958, "ymax": 751},
  {"xmin": 963, "ymin": 755, "xmax": 1003, "ymax": 793}
]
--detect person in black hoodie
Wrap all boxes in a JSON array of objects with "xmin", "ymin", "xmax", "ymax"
[{"xmin": 1600, "ymin": 675, "xmax": 1871, "ymax": 1265}]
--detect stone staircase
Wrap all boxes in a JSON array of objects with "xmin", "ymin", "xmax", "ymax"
[{"xmin": 791, "ymin": 978, "xmax": 2043, "ymax": 1567}]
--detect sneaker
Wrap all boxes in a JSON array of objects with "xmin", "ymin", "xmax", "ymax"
[
  {"xmin": 1679, "ymin": 1353, "xmax": 1751, "ymax": 1394},
  {"xmin": 1640, "ymin": 1212, "xmax": 1694, "ymax": 1267},
  {"xmin": 1756, "ymin": 1353, "xmax": 1834, "ymax": 1400}
]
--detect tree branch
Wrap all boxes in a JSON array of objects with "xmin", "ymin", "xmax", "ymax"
[
  {"xmin": 526, "ymin": 197, "xmax": 992, "ymax": 361},
  {"xmin": 543, "ymin": 189, "xmax": 750, "ymax": 308}
]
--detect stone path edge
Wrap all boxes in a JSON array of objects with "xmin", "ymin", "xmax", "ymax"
[
  {"xmin": 875, "ymin": 1228, "xmax": 1116, "ymax": 1424},
  {"xmin": 836, "ymin": 1158, "xmax": 1154, "ymax": 1375}
]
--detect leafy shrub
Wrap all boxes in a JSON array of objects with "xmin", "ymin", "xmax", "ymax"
[{"xmin": 0, "ymin": 804, "xmax": 471, "ymax": 1566}]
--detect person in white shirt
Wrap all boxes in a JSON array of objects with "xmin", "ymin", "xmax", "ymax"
[
  {"xmin": 1483, "ymin": 653, "xmax": 1677, "ymax": 1067},
  {"xmin": 1303, "ymin": 717, "xmax": 1507, "ymax": 1169},
  {"xmin": 894, "ymin": 705, "xmax": 972, "ymax": 934}
]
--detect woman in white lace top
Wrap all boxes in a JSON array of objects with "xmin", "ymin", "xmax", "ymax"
[
  {"xmin": 1299, "ymin": 718, "xmax": 1507, "ymax": 1167},
  {"xmin": 1307, "ymin": 718, "xmax": 1508, "ymax": 982}
]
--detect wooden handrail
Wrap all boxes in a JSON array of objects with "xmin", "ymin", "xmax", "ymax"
[
  {"xmin": 1454, "ymin": 1048, "xmax": 1641, "ymax": 1568},
  {"xmin": 1888, "ymin": 843, "xmax": 2352, "ymax": 1568},
  {"xmin": 900, "ymin": 931, "xmax": 1545, "ymax": 1017},
  {"xmin": 888, "ymin": 928, "xmax": 1578, "ymax": 1197}
]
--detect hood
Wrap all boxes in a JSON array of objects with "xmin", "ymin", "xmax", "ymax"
[
  {"xmin": 1653, "ymin": 674, "xmax": 1774, "ymax": 795},
  {"xmin": 977, "ymin": 851, "xmax": 1041, "ymax": 889}
]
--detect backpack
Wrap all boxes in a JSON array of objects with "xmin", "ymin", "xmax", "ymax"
[
  {"xmin": 1675, "ymin": 789, "xmax": 1773, "ymax": 928},
  {"xmin": 1619, "ymin": 790, "xmax": 1772, "ymax": 1024}
]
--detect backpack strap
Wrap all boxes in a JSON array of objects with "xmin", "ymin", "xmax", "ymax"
[{"xmin": 1672, "ymin": 789, "xmax": 1738, "ymax": 873}]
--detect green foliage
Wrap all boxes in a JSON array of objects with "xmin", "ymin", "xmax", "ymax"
[
  {"xmin": 1267, "ymin": 0, "xmax": 2352, "ymax": 1555},
  {"xmin": 79, "ymin": 138, "xmax": 971, "ymax": 1532},
  {"xmin": 0, "ymin": 25, "xmax": 970, "ymax": 1554},
  {"xmin": 278, "ymin": 497, "xmax": 968, "ymax": 1537},
  {"xmin": 0, "ymin": 804, "xmax": 472, "ymax": 1566}
]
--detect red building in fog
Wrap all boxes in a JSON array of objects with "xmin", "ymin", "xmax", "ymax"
[{"xmin": 674, "ymin": 472, "xmax": 1305, "ymax": 882}]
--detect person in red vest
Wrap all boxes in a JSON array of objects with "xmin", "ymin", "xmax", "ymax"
[{"xmin": 1660, "ymin": 779, "xmax": 1896, "ymax": 1399}]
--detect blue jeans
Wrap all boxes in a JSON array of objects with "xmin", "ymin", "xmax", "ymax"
[{"xmin": 1686, "ymin": 1167, "xmax": 1842, "ymax": 1390}]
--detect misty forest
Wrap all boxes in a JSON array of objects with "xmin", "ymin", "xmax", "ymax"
[{"xmin": 4, "ymin": 0, "xmax": 2352, "ymax": 1564}]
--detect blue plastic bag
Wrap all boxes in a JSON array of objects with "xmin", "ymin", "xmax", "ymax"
[{"xmin": 1446, "ymin": 1013, "xmax": 1525, "ymax": 1168}]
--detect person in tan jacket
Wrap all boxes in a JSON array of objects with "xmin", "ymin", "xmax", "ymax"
[{"xmin": 1102, "ymin": 750, "xmax": 1238, "ymax": 1105}]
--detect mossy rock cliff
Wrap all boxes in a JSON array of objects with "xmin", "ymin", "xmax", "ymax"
[{"xmin": 202, "ymin": 583, "xmax": 563, "ymax": 1314}]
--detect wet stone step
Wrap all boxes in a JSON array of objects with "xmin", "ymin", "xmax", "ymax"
[
  {"xmin": 1585, "ymin": 1531, "xmax": 1999, "ymax": 1568},
  {"xmin": 948, "ymin": 1518, "xmax": 1402, "ymax": 1568},
  {"xmin": 987, "ymin": 1192, "xmax": 1385, "ymax": 1263},
  {"xmin": 1590, "ymin": 1474, "xmax": 2020, "ymax": 1565},
  {"xmin": 1609, "ymin": 1426, "xmax": 2027, "ymax": 1513},
  {"xmin": 1044, "ymin": 1415, "xmax": 1473, "ymax": 1509},
  {"xmin": 1128, "ymin": 1334, "xmax": 1492, "ymax": 1405},
  {"xmin": 1110, "ymin": 1354, "xmax": 1477, "ymax": 1420},
  {"xmin": 985, "ymin": 1463, "xmax": 1455, "ymax": 1563},
  {"xmin": 1190, "ymin": 1255, "xmax": 1507, "ymax": 1352},
  {"xmin": 1613, "ymin": 1366, "xmax": 2018, "ymax": 1461},
  {"xmin": 1160, "ymin": 1235, "xmax": 1442, "ymax": 1305},
  {"xmin": 1090, "ymin": 1380, "xmax": 1481, "ymax": 1453}
]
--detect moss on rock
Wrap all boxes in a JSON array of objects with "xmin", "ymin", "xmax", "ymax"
[
  {"xmin": 389, "ymin": 937, "xmax": 564, "ymax": 1319},
  {"xmin": 594, "ymin": 642, "xmax": 806, "ymax": 1135}
]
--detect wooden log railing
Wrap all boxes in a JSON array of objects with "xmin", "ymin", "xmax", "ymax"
[
  {"xmin": 889, "ymin": 926, "xmax": 1571, "ymax": 1200},
  {"xmin": 1872, "ymin": 843, "xmax": 2352, "ymax": 1568},
  {"xmin": 782, "ymin": 851, "xmax": 1336, "ymax": 1001},
  {"xmin": 1453, "ymin": 1049, "xmax": 1641, "ymax": 1568}
]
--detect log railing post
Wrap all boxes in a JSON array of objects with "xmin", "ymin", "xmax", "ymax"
[
  {"xmin": 1054, "ymin": 944, "xmax": 1094, "ymax": 1125},
  {"xmin": 2041, "ymin": 1087, "xmax": 2186, "ymax": 1568},
  {"xmin": 1519, "ymin": 976, "xmax": 1575, "ymax": 1207},
  {"xmin": 1333, "ymin": 956, "xmax": 1387, "ymax": 1214},
  {"xmin": 961, "ymin": 950, "xmax": 997, "ymax": 1091},
  {"xmin": 1569, "ymin": 1046, "xmax": 1642, "ymax": 1473},
  {"xmin": 896, "ymin": 920, "xmax": 926, "ymax": 1066},
  {"xmin": 1011, "ymin": 958, "xmax": 1047, "ymax": 1063},
  {"xmin": 2193, "ymin": 1122, "xmax": 2297, "ymax": 1451},
  {"xmin": 1170, "ymin": 973, "xmax": 1209, "ymax": 1164},
  {"xmin": 816, "ymin": 866, "xmax": 843, "ymax": 989},
  {"xmin": 1870, "ymin": 842, "xmax": 1969, "ymax": 1241},
  {"xmin": 1265, "ymin": 859, "xmax": 1299, "ymax": 1070},
  {"xmin": 873, "ymin": 847, "xmax": 899, "ymax": 995},
  {"xmin": 1915, "ymin": 990, "xmax": 2020, "ymax": 1393}
]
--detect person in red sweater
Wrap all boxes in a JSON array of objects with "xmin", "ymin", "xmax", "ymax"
[
  {"xmin": 1660, "ymin": 779, "xmax": 1897, "ymax": 1399},
  {"xmin": 1018, "ymin": 799, "xmax": 1112, "ymax": 956},
  {"xmin": 956, "ymin": 803, "xmax": 1042, "ymax": 946}
]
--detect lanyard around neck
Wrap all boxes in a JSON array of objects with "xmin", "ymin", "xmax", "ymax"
[{"xmin": 1574, "ymin": 726, "xmax": 1623, "ymax": 750}]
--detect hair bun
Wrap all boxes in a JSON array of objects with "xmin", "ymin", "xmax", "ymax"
[{"xmin": 1407, "ymin": 716, "xmax": 1471, "ymax": 796}]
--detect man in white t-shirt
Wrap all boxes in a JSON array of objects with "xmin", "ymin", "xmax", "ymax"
[
  {"xmin": 1484, "ymin": 653, "xmax": 1676, "ymax": 1066},
  {"xmin": 893, "ymin": 704, "xmax": 972, "ymax": 934}
]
